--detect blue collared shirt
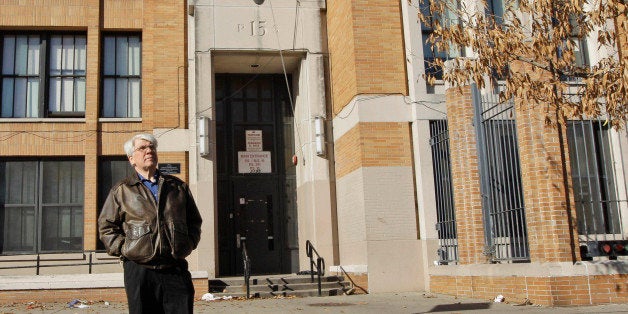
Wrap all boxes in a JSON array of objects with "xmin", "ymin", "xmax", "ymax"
[{"xmin": 138, "ymin": 171, "xmax": 159, "ymax": 202}]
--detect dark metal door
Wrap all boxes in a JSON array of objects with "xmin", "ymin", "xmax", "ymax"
[
  {"xmin": 215, "ymin": 74, "xmax": 291, "ymax": 276},
  {"xmin": 233, "ymin": 177, "xmax": 280, "ymax": 274}
]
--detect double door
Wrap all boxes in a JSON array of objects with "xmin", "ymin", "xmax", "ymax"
[{"xmin": 215, "ymin": 74, "xmax": 294, "ymax": 275}]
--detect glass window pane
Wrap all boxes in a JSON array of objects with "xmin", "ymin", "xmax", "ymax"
[
  {"xmin": 26, "ymin": 78, "xmax": 39, "ymax": 117},
  {"xmin": 61, "ymin": 77, "xmax": 73, "ymax": 111},
  {"xmin": 246, "ymin": 102, "xmax": 258, "ymax": 122},
  {"xmin": 260, "ymin": 80, "xmax": 271, "ymax": 98},
  {"xmin": 2, "ymin": 36, "xmax": 16, "ymax": 75},
  {"xmin": 103, "ymin": 37, "xmax": 116, "ymax": 75},
  {"xmin": 42, "ymin": 161, "xmax": 61, "ymax": 203},
  {"xmin": 40, "ymin": 160, "xmax": 84, "ymax": 252},
  {"xmin": 49, "ymin": 36, "xmax": 62, "ymax": 75},
  {"xmin": 116, "ymin": 37, "xmax": 128, "ymax": 75},
  {"xmin": 103, "ymin": 78, "xmax": 115, "ymax": 117},
  {"xmin": 13, "ymin": 78, "xmax": 26, "ymax": 117},
  {"xmin": 75, "ymin": 77, "xmax": 86, "ymax": 112},
  {"xmin": 71, "ymin": 161, "xmax": 84, "ymax": 203},
  {"xmin": 2, "ymin": 78, "xmax": 14, "ymax": 117},
  {"xmin": 14, "ymin": 36, "xmax": 28, "ymax": 75},
  {"xmin": 41, "ymin": 205, "xmax": 83, "ymax": 251},
  {"xmin": 116, "ymin": 79, "xmax": 128, "ymax": 117},
  {"xmin": 1, "ymin": 161, "xmax": 38, "ymax": 253},
  {"xmin": 49, "ymin": 77, "xmax": 61, "ymax": 112},
  {"xmin": 3, "ymin": 207, "xmax": 36, "ymax": 252},
  {"xmin": 261, "ymin": 100, "xmax": 272, "ymax": 122},
  {"xmin": 2, "ymin": 161, "xmax": 37, "ymax": 204},
  {"xmin": 62, "ymin": 36, "xmax": 74, "ymax": 74},
  {"xmin": 27, "ymin": 36, "xmax": 40, "ymax": 75},
  {"xmin": 75, "ymin": 36, "xmax": 87, "ymax": 75},
  {"xmin": 129, "ymin": 78, "xmax": 141, "ymax": 117},
  {"xmin": 98, "ymin": 159, "xmax": 133, "ymax": 209},
  {"xmin": 128, "ymin": 36, "xmax": 141, "ymax": 75},
  {"xmin": 231, "ymin": 100, "xmax": 244, "ymax": 122}
]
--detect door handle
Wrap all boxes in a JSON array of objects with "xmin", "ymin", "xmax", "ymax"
[{"xmin": 236, "ymin": 233, "xmax": 247, "ymax": 248}]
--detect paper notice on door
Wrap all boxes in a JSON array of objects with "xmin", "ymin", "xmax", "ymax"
[
  {"xmin": 238, "ymin": 151, "xmax": 271, "ymax": 173},
  {"xmin": 245, "ymin": 130, "xmax": 263, "ymax": 152}
]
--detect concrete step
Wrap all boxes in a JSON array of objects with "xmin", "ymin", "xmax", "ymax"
[{"xmin": 208, "ymin": 274, "xmax": 352, "ymax": 298}]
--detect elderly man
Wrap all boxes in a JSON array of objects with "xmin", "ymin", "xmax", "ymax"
[{"xmin": 98, "ymin": 133, "xmax": 202, "ymax": 314}]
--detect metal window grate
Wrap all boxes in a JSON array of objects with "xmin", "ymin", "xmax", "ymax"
[
  {"xmin": 567, "ymin": 120, "xmax": 628, "ymax": 258},
  {"xmin": 429, "ymin": 120, "xmax": 458, "ymax": 263},
  {"xmin": 474, "ymin": 85, "xmax": 530, "ymax": 262}
]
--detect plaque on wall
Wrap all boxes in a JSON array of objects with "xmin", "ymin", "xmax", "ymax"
[{"xmin": 159, "ymin": 163, "xmax": 181, "ymax": 175}]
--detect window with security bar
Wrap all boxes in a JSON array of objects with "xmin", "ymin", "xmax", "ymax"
[
  {"xmin": 0, "ymin": 159, "xmax": 84, "ymax": 254},
  {"xmin": 475, "ymin": 87, "xmax": 529, "ymax": 262},
  {"xmin": 567, "ymin": 120, "xmax": 628, "ymax": 259},
  {"xmin": 429, "ymin": 120, "xmax": 458, "ymax": 263}
]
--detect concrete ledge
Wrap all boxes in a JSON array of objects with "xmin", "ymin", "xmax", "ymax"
[
  {"xmin": 0, "ymin": 271, "xmax": 208, "ymax": 290},
  {"xmin": 329, "ymin": 265, "xmax": 367, "ymax": 274}
]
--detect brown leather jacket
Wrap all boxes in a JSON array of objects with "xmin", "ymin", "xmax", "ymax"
[{"xmin": 98, "ymin": 172, "xmax": 202, "ymax": 268}]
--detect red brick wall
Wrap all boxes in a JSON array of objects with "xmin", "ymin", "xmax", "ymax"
[
  {"xmin": 515, "ymin": 104, "xmax": 579, "ymax": 263},
  {"xmin": 431, "ymin": 274, "xmax": 628, "ymax": 306},
  {"xmin": 445, "ymin": 86, "xmax": 486, "ymax": 264}
]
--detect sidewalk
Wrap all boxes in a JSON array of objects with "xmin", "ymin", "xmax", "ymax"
[{"xmin": 3, "ymin": 291, "xmax": 628, "ymax": 313}]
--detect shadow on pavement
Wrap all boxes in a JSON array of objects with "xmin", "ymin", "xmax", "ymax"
[{"xmin": 421, "ymin": 302, "xmax": 492, "ymax": 313}]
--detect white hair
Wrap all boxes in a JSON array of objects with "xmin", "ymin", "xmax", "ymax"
[{"xmin": 124, "ymin": 133, "xmax": 158, "ymax": 157}]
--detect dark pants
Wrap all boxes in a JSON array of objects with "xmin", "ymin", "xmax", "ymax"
[{"xmin": 123, "ymin": 260, "xmax": 195, "ymax": 314}]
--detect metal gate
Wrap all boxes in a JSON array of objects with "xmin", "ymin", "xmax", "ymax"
[
  {"xmin": 473, "ymin": 85, "xmax": 530, "ymax": 262},
  {"xmin": 429, "ymin": 120, "xmax": 458, "ymax": 263}
]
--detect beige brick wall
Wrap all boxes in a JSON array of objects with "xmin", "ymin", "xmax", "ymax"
[
  {"xmin": 326, "ymin": 0, "xmax": 407, "ymax": 115},
  {"xmin": 0, "ymin": 0, "xmax": 187, "ymax": 251}
]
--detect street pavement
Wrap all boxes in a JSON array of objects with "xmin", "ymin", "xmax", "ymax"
[{"xmin": 2, "ymin": 291, "xmax": 628, "ymax": 313}]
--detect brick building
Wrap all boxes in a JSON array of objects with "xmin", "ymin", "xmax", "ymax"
[{"xmin": 1, "ymin": 0, "xmax": 628, "ymax": 307}]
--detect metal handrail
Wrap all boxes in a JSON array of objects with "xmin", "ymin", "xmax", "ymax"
[
  {"xmin": 241, "ymin": 242, "xmax": 251, "ymax": 299},
  {"xmin": 305, "ymin": 240, "xmax": 325, "ymax": 296},
  {"xmin": 0, "ymin": 250, "xmax": 119, "ymax": 275}
]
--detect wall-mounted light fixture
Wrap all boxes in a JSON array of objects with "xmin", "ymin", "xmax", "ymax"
[
  {"xmin": 253, "ymin": 0, "xmax": 265, "ymax": 4},
  {"xmin": 198, "ymin": 116, "xmax": 210, "ymax": 157},
  {"xmin": 314, "ymin": 116, "xmax": 325, "ymax": 157}
]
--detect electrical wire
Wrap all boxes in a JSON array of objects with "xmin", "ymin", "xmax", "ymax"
[{"xmin": 268, "ymin": 0, "xmax": 305, "ymax": 162}]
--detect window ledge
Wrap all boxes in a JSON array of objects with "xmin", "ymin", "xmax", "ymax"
[
  {"xmin": 99, "ymin": 118, "xmax": 142, "ymax": 122},
  {"xmin": 0, "ymin": 118, "xmax": 85, "ymax": 123}
]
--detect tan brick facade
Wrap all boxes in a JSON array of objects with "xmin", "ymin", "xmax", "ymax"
[
  {"xmin": 334, "ymin": 122, "xmax": 413, "ymax": 179},
  {"xmin": 0, "ymin": 0, "xmax": 187, "ymax": 251},
  {"xmin": 326, "ymin": 0, "xmax": 407, "ymax": 115}
]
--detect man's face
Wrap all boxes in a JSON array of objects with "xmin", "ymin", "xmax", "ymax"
[{"xmin": 129, "ymin": 139, "xmax": 158, "ymax": 172}]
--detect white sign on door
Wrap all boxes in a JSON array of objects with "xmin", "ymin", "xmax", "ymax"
[
  {"xmin": 238, "ymin": 151, "xmax": 271, "ymax": 173},
  {"xmin": 246, "ymin": 130, "xmax": 263, "ymax": 152}
]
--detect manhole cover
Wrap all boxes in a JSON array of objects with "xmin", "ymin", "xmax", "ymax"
[{"xmin": 308, "ymin": 302, "xmax": 355, "ymax": 307}]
